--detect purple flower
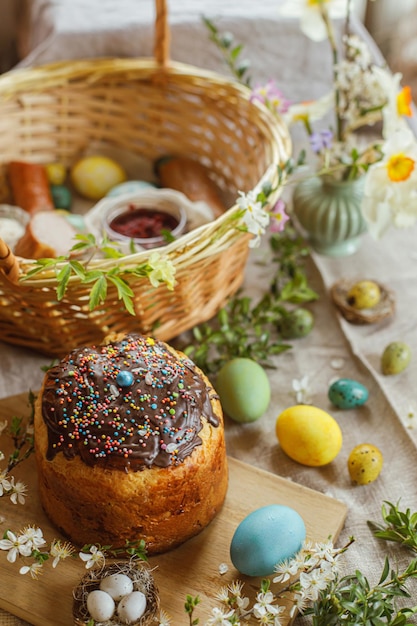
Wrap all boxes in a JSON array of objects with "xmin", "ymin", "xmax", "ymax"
[
  {"xmin": 309, "ymin": 129, "xmax": 333, "ymax": 153},
  {"xmin": 270, "ymin": 198, "xmax": 290, "ymax": 232},
  {"xmin": 250, "ymin": 80, "xmax": 291, "ymax": 114}
]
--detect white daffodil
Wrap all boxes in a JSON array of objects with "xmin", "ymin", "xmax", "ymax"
[
  {"xmin": 237, "ymin": 190, "xmax": 270, "ymax": 248},
  {"xmin": 148, "ymin": 252, "xmax": 176, "ymax": 291},
  {"xmin": 278, "ymin": 0, "xmax": 350, "ymax": 42},
  {"xmin": 371, "ymin": 66, "xmax": 413, "ymax": 137},
  {"xmin": 362, "ymin": 128, "xmax": 417, "ymax": 237},
  {"xmin": 283, "ymin": 91, "xmax": 334, "ymax": 127}
]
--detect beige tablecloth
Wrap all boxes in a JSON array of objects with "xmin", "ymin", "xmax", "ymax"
[{"xmin": 2, "ymin": 2, "xmax": 417, "ymax": 625}]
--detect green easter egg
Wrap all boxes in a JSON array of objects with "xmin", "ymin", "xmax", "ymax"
[
  {"xmin": 381, "ymin": 341, "xmax": 411, "ymax": 375},
  {"xmin": 215, "ymin": 358, "xmax": 271, "ymax": 423},
  {"xmin": 51, "ymin": 184, "xmax": 72, "ymax": 211}
]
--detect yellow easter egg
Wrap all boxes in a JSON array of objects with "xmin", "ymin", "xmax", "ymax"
[
  {"xmin": 275, "ymin": 405, "xmax": 342, "ymax": 467},
  {"xmin": 71, "ymin": 155, "xmax": 127, "ymax": 200},
  {"xmin": 347, "ymin": 443, "xmax": 383, "ymax": 485},
  {"xmin": 46, "ymin": 162, "xmax": 67, "ymax": 186}
]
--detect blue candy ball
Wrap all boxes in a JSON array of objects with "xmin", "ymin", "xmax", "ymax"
[{"xmin": 116, "ymin": 370, "xmax": 134, "ymax": 387}]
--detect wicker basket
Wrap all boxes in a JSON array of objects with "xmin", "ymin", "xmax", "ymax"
[{"xmin": 0, "ymin": 0, "xmax": 291, "ymax": 358}]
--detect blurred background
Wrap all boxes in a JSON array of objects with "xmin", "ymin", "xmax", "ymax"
[{"xmin": 1, "ymin": 0, "xmax": 417, "ymax": 98}]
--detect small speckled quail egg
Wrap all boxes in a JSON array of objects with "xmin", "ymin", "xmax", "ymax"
[
  {"xmin": 99, "ymin": 572, "xmax": 134, "ymax": 601},
  {"xmin": 117, "ymin": 590, "xmax": 147, "ymax": 623},
  {"xmin": 347, "ymin": 280, "xmax": 381, "ymax": 309},
  {"xmin": 279, "ymin": 308, "xmax": 314, "ymax": 339},
  {"xmin": 381, "ymin": 341, "xmax": 411, "ymax": 375},
  {"xmin": 215, "ymin": 358, "xmax": 271, "ymax": 423},
  {"xmin": 45, "ymin": 162, "xmax": 67, "ymax": 185},
  {"xmin": 348, "ymin": 443, "xmax": 383, "ymax": 485},
  {"xmin": 276, "ymin": 405, "xmax": 342, "ymax": 466},
  {"xmin": 86, "ymin": 589, "xmax": 115, "ymax": 622}
]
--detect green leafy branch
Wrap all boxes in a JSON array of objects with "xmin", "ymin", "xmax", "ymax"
[
  {"xmin": 178, "ymin": 225, "xmax": 318, "ymax": 374},
  {"xmin": 4, "ymin": 391, "xmax": 36, "ymax": 473},
  {"xmin": 20, "ymin": 234, "xmax": 175, "ymax": 315},
  {"xmin": 368, "ymin": 501, "xmax": 417, "ymax": 554},
  {"xmin": 307, "ymin": 559, "xmax": 417, "ymax": 626},
  {"xmin": 202, "ymin": 17, "xmax": 252, "ymax": 86}
]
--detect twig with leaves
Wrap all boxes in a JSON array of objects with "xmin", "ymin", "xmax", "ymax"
[{"xmin": 178, "ymin": 225, "xmax": 318, "ymax": 374}]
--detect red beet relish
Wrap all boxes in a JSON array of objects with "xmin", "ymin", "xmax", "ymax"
[{"xmin": 108, "ymin": 205, "xmax": 180, "ymax": 240}]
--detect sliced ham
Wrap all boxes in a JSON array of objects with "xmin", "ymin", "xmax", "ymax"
[{"xmin": 14, "ymin": 210, "xmax": 78, "ymax": 259}]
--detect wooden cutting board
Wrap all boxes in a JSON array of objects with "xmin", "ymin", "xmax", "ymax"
[{"xmin": 0, "ymin": 392, "xmax": 347, "ymax": 625}]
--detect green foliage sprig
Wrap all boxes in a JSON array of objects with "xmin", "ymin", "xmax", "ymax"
[
  {"xmin": 20, "ymin": 233, "xmax": 174, "ymax": 315},
  {"xmin": 368, "ymin": 501, "xmax": 417, "ymax": 554},
  {"xmin": 202, "ymin": 17, "xmax": 252, "ymax": 86},
  {"xmin": 4, "ymin": 391, "xmax": 36, "ymax": 473},
  {"xmin": 178, "ymin": 225, "xmax": 318, "ymax": 373}
]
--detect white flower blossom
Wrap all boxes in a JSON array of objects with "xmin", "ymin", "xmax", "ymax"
[
  {"xmin": 283, "ymin": 91, "xmax": 334, "ymax": 127},
  {"xmin": 273, "ymin": 558, "xmax": 300, "ymax": 584},
  {"xmin": 237, "ymin": 190, "xmax": 270, "ymax": 248},
  {"xmin": 362, "ymin": 128, "xmax": 417, "ymax": 238},
  {"xmin": 204, "ymin": 606, "xmax": 236, "ymax": 625},
  {"xmin": 158, "ymin": 609, "xmax": 172, "ymax": 626},
  {"xmin": 253, "ymin": 590, "xmax": 282, "ymax": 618},
  {"xmin": 0, "ymin": 530, "xmax": 33, "ymax": 563},
  {"xmin": 79, "ymin": 545, "xmax": 105, "ymax": 569},
  {"xmin": 0, "ymin": 470, "xmax": 12, "ymax": 496},
  {"xmin": 20, "ymin": 526, "xmax": 46, "ymax": 551},
  {"xmin": 50, "ymin": 539, "xmax": 75, "ymax": 568},
  {"xmin": 9, "ymin": 479, "xmax": 27, "ymax": 505},
  {"xmin": 148, "ymin": 252, "xmax": 176, "ymax": 290},
  {"xmin": 19, "ymin": 562, "xmax": 43, "ymax": 579},
  {"xmin": 292, "ymin": 375, "xmax": 313, "ymax": 404},
  {"xmin": 299, "ymin": 568, "xmax": 330, "ymax": 601},
  {"xmin": 278, "ymin": 0, "xmax": 349, "ymax": 42}
]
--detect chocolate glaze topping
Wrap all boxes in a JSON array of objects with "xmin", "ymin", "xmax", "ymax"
[{"xmin": 41, "ymin": 334, "xmax": 219, "ymax": 471}]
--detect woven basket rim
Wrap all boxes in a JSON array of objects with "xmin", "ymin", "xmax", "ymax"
[
  {"xmin": 0, "ymin": 57, "xmax": 291, "ymax": 282},
  {"xmin": 0, "ymin": 56, "xmax": 261, "ymax": 97}
]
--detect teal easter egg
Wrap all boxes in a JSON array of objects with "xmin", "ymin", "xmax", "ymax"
[
  {"xmin": 106, "ymin": 180, "xmax": 157, "ymax": 196},
  {"xmin": 215, "ymin": 358, "xmax": 270, "ymax": 423},
  {"xmin": 50, "ymin": 184, "xmax": 72, "ymax": 211},
  {"xmin": 230, "ymin": 504, "xmax": 306, "ymax": 577},
  {"xmin": 328, "ymin": 378, "xmax": 369, "ymax": 409}
]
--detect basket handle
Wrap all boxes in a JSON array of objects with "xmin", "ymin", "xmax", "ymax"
[
  {"xmin": 154, "ymin": 0, "xmax": 170, "ymax": 66},
  {"xmin": 0, "ymin": 238, "xmax": 20, "ymax": 283}
]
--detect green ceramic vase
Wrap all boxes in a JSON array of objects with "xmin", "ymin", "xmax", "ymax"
[{"xmin": 292, "ymin": 175, "xmax": 367, "ymax": 256}]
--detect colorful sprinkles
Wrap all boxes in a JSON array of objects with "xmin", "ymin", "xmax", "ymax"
[{"xmin": 42, "ymin": 334, "xmax": 219, "ymax": 469}]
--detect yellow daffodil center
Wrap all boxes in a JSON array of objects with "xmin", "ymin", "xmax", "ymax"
[
  {"xmin": 397, "ymin": 86, "xmax": 413, "ymax": 117},
  {"xmin": 307, "ymin": 0, "xmax": 330, "ymax": 5},
  {"xmin": 386, "ymin": 153, "xmax": 415, "ymax": 182}
]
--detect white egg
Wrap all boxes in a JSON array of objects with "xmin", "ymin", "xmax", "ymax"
[
  {"xmin": 99, "ymin": 573, "xmax": 134, "ymax": 601},
  {"xmin": 117, "ymin": 591, "xmax": 147, "ymax": 623},
  {"xmin": 86, "ymin": 589, "xmax": 115, "ymax": 621}
]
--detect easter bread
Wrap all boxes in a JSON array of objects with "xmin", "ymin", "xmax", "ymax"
[{"xmin": 34, "ymin": 333, "xmax": 228, "ymax": 554}]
